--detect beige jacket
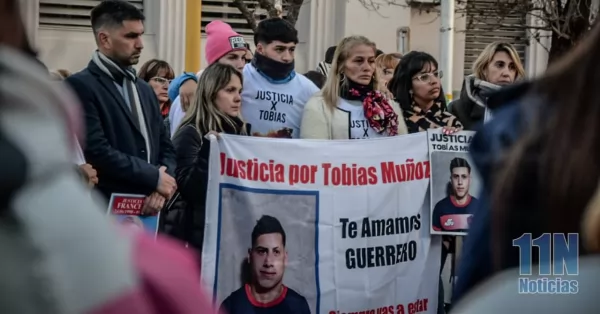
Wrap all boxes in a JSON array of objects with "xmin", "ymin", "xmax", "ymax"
[{"xmin": 300, "ymin": 93, "xmax": 408, "ymax": 139}]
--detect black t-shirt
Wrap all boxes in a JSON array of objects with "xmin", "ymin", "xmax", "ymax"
[
  {"xmin": 220, "ymin": 284, "xmax": 311, "ymax": 314},
  {"xmin": 432, "ymin": 195, "xmax": 479, "ymax": 233}
]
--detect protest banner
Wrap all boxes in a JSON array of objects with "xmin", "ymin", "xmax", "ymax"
[
  {"xmin": 427, "ymin": 129, "xmax": 481, "ymax": 236},
  {"xmin": 107, "ymin": 193, "xmax": 159, "ymax": 235},
  {"xmin": 202, "ymin": 133, "xmax": 442, "ymax": 314}
]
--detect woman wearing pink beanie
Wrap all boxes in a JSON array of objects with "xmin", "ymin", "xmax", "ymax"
[
  {"xmin": 205, "ymin": 20, "xmax": 247, "ymax": 68},
  {"xmin": 168, "ymin": 20, "xmax": 248, "ymax": 136}
]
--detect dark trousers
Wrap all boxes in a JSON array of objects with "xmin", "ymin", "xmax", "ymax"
[{"xmin": 438, "ymin": 276, "xmax": 445, "ymax": 314}]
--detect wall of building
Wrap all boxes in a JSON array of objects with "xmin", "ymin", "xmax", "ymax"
[
  {"xmin": 301, "ymin": 1, "xmax": 470, "ymax": 94},
  {"xmin": 37, "ymin": 29, "xmax": 159, "ymax": 73},
  {"xmin": 20, "ymin": 0, "xmax": 549, "ymax": 87},
  {"xmin": 408, "ymin": 7, "xmax": 467, "ymax": 94},
  {"xmin": 21, "ymin": 0, "xmax": 186, "ymax": 74},
  {"xmin": 343, "ymin": 1, "xmax": 411, "ymax": 53}
]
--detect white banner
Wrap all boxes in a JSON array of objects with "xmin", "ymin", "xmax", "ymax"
[{"xmin": 202, "ymin": 134, "xmax": 441, "ymax": 314}]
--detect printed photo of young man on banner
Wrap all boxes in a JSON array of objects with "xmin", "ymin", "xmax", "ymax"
[
  {"xmin": 214, "ymin": 185, "xmax": 316, "ymax": 314},
  {"xmin": 427, "ymin": 129, "xmax": 481, "ymax": 236},
  {"xmin": 107, "ymin": 193, "xmax": 159, "ymax": 235}
]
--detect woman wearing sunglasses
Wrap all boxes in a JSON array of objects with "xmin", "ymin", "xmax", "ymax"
[
  {"xmin": 388, "ymin": 51, "xmax": 462, "ymax": 134},
  {"xmin": 138, "ymin": 59, "xmax": 175, "ymax": 118}
]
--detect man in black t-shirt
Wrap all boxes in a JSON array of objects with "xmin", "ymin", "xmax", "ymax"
[
  {"xmin": 220, "ymin": 215, "xmax": 311, "ymax": 314},
  {"xmin": 432, "ymin": 157, "xmax": 479, "ymax": 233}
]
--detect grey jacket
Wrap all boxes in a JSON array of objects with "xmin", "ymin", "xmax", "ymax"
[
  {"xmin": 448, "ymin": 75, "xmax": 500, "ymax": 130},
  {"xmin": 452, "ymin": 256, "xmax": 600, "ymax": 313},
  {"xmin": 0, "ymin": 45, "xmax": 138, "ymax": 314}
]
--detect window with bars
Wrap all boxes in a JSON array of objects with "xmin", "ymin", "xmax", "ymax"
[
  {"xmin": 463, "ymin": 0, "xmax": 527, "ymax": 76},
  {"xmin": 39, "ymin": 0, "xmax": 144, "ymax": 28},
  {"xmin": 201, "ymin": 0, "xmax": 290, "ymax": 36}
]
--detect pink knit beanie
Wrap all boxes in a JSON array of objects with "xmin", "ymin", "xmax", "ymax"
[{"xmin": 205, "ymin": 21, "xmax": 247, "ymax": 65}]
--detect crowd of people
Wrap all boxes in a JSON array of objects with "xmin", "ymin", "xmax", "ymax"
[{"xmin": 3, "ymin": 0, "xmax": 600, "ymax": 312}]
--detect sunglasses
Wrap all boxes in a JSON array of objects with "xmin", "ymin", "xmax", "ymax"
[{"xmin": 150, "ymin": 77, "xmax": 172, "ymax": 86}]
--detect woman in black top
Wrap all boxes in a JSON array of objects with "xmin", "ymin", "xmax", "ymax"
[
  {"xmin": 162, "ymin": 63, "xmax": 249, "ymax": 254},
  {"xmin": 388, "ymin": 51, "xmax": 462, "ymax": 135}
]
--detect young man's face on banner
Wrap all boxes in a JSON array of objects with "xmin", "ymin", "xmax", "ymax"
[
  {"xmin": 450, "ymin": 167, "xmax": 471, "ymax": 200},
  {"xmin": 248, "ymin": 233, "xmax": 288, "ymax": 290}
]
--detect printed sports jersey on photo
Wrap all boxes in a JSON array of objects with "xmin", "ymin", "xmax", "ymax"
[
  {"xmin": 241, "ymin": 64, "xmax": 319, "ymax": 139},
  {"xmin": 432, "ymin": 195, "xmax": 479, "ymax": 232},
  {"xmin": 220, "ymin": 284, "xmax": 311, "ymax": 314},
  {"xmin": 338, "ymin": 99, "xmax": 387, "ymax": 140}
]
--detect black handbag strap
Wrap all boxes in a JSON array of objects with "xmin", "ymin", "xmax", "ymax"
[{"xmin": 163, "ymin": 191, "xmax": 180, "ymax": 213}]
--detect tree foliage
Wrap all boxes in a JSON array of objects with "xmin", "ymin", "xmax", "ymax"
[
  {"xmin": 458, "ymin": 0, "xmax": 596, "ymax": 63},
  {"xmin": 231, "ymin": 0, "xmax": 305, "ymax": 32},
  {"xmin": 355, "ymin": 0, "xmax": 597, "ymax": 64}
]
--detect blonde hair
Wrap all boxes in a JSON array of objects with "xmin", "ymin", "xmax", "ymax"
[
  {"xmin": 177, "ymin": 63, "xmax": 247, "ymax": 136},
  {"xmin": 472, "ymin": 42, "xmax": 525, "ymax": 81},
  {"xmin": 375, "ymin": 53, "xmax": 402, "ymax": 72},
  {"xmin": 50, "ymin": 69, "xmax": 72, "ymax": 81},
  {"xmin": 322, "ymin": 35, "xmax": 378, "ymax": 111},
  {"xmin": 375, "ymin": 53, "xmax": 402, "ymax": 97}
]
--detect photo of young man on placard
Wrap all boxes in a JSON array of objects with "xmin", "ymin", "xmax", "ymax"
[
  {"xmin": 431, "ymin": 157, "xmax": 480, "ymax": 234},
  {"xmin": 220, "ymin": 215, "xmax": 311, "ymax": 314}
]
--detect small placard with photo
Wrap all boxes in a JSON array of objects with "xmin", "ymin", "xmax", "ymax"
[
  {"xmin": 427, "ymin": 129, "xmax": 481, "ymax": 236},
  {"xmin": 107, "ymin": 193, "xmax": 159, "ymax": 235}
]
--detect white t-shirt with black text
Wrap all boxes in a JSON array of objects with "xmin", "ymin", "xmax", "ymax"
[
  {"xmin": 241, "ymin": 64, "xmax": 319, "ymax": 138},
  {"xmin": 337, "ymin": 98, "xmax": 387, "ymax": 140}
]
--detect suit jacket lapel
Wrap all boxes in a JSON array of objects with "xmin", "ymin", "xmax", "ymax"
[
  {"xmin": 135, "ymin": 82, "xmax": 156, "ymax": 147},
  {"xmin": 88, "ymin": 61, "xmax": 142, "ymax": 134}
]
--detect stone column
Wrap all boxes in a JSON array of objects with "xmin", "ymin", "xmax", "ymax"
[
  {"xmin": 19, "ymin": 0, "xmax": 40, "ymax": 48},
  {"xmin": 307, "ymin": 0, "xmax": 346, "ymax": 71},
  {"xmin": 157, "ymin": 0, "xmax": 187, "ymax": 74},
  {"xmin": 525, "ymin": 0, "xmax": 551, "ymax": 78}
]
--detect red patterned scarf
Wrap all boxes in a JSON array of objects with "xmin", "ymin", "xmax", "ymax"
[{"xmin": 341, "ymin": 80, "xmax": 399, "ymax": 136}]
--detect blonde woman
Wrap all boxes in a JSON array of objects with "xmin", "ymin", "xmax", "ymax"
[
  {"xmin": 375, "ymin": 52, "xmax": 402, "ymax": 97},
  {"xmin": 164, "ymin": 63, "xmax": 249, "ymax": 255},
  {"xmin": 300, "ymin": 36, "xmax": 408, "ymax": 139},
  {"xmin": 449, "ymin": 41, "xmax": 526, "ymax": 130}
]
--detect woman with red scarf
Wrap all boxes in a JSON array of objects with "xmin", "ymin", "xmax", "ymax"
[{"xmin": 300, "ymin": 36, "xmax": 408, "ymax": 139}]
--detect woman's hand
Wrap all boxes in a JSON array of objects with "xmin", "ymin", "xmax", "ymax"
[
  {"xmin": 204, "ymin": 131, "xmax": 220, "ymax": 140},
  {"xmin": 79, "ymin": 163, "xmax": 98, "ymax": 187},
  {"xmin": 179, "ymin": 79, "xmax": 197, "ymax": 111},
  {"xmin": 442, "ymin": 126, "xmax": 461, "ymax": 135}
]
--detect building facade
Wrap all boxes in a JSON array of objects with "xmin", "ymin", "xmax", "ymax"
[{"xmin": 20, "ymin": 0, "xmax": 549, "ymax": 93}]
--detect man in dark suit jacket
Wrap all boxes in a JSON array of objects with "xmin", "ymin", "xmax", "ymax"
[{"xmin": 66, "ymin": 0, "xmax": 176, "ymax": 212}]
